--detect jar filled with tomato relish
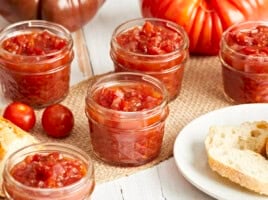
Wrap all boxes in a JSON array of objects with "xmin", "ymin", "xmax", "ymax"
[
  {"xmin": 110, "ymin": 18, "xmax": 189, "ymax": 101},
  {"xmin": 2, "ymin": 142, "xmax": 95, "ymax": 200},
  {"xmin": 85, "ymin": 72, "xmax": 169, "ymax": 166},
  {"xmin": 0, "ymin": 20, "xmax": 74, "ymax": 108},
  {"xmin": 220, "ymin": 21, "xmax": 268, "ymax": 103}
]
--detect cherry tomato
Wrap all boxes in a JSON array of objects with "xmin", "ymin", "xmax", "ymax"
[
  {"xmin": 41, "ymin": 104, "xmax": 74, "ymax": 138},
  {"xmin": 3, "ymin": 102, "xmax": 36, "ymax": 131}
]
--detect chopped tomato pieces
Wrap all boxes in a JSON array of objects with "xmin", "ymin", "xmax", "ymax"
[
  {"xmin": 11, "ymin": 152, "xmax": 87, "ymax": 188},
  {"xmin": 94, "ymin": 83, "xmax": 163, "ymax": 111},
  {"xmin": 2, "ymin": 30, "xmax": 67, "ymax": 56},
  {"xmin": 116, "ymin": 21, "xmax": 183, "ymax": 55}
]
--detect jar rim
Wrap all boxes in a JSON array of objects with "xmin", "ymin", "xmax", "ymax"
[
  {"xmin": 110, "ymin": 17, "xmax": 189, "ymax": 58},
  {"xmin": 3, "ymin": 142, "xmax": 94, "ymax": 193},
  {"xmin": 112, "ymin": 57, "xmax": 187, "ymax": 73},
  {"xmin": 220, "ymin": 20, "xmax": 268, "ymax": 60},
  {"xmin": 0, "ymin": 20, "xmax": 73, "ymax": 63},
  {"xmin": 85, "ymin": 72, "xmax": 169, "ymax": 118}
]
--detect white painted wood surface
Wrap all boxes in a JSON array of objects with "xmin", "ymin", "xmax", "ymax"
[
  {"xmin": 91, "ymin": 157, "xmax": 214, "ymax": 200},
  {"xmin": 0, "ymin": 1, "xmax": 216, "ymax": 199}
]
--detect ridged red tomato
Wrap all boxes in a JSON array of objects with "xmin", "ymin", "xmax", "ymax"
[
  {"xmin": 0, "ymin": 0, "xmax": 105, "ymax": 32},
  {"xmin": 140, "ymin": 0, "xmax": 268, "ymax": 55}
]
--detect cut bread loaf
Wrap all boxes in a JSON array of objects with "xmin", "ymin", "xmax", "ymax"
[
  {"xmin": 0, "ymin": 116, "xmax": 38, "ymax": 197},
  {"xmin": 205, "ymin": 121, "xmax": 268, "ymax": 195}
]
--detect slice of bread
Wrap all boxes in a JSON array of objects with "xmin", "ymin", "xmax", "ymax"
[
  {"xmin": 0, "ymin": 116, "xmax": 38, "ymax": 197},
  {"xmin": 205, "ymin": 121, "xmax": 268, "ymax": 195}
]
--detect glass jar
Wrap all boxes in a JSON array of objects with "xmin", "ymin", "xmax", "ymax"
[
  {"xmin": 110, "ymin": 18, "xmax": 189, "ymax": 101},
  {"xmin": 2, "ymin": 142, "xmax": 95, "ymax": 200},
  {"xmin": 0, "ymin": 20, "xmax": 74, "ymax": 108},
  {"xmin": 219, "ymin": 21, "xmax": 268, "ymax": 103},
  {"xmin": 85, "ymin": 72, "xmax": 169, "ymax": 166}
]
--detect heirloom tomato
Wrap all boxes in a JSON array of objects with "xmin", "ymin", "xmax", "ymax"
[
  {"xmin": 140, "ymin": 0, "xmax": 268, "ymax": 55},
  {"xmin": 3, "ymin": 102, "xmax": 36, "ymax": 131},
  {"xmin": 0, "ymin": 0, "xmax": 105, "ymax": 32}
]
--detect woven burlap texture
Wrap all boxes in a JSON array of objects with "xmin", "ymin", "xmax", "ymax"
[{"xmin": 32, "ymin": 56, "xmax": 231, "ymax": 184}]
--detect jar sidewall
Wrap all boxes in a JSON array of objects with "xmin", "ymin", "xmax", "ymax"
[
  {"xmin": 220, "ymin": 48, "xmax": 268, "ymax": 76},
  {"xmin": 87, "ymin": 112, "xmax": 166, "ymax": 166}
]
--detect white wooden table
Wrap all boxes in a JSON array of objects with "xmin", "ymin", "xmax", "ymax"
[{"xmin": 0, "ymin": 1, "xmax": 215, "ymax": 199}]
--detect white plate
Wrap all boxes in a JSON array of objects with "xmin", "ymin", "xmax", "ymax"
[{"xmin": 173, "ymin": 103, "xmax": 268, "ymax": 200}]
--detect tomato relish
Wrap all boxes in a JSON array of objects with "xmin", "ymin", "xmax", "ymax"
[
  {"xmin": 110, "ymin": 18, "xmax": 189, "ymax": 101},
  {"xmin": 85, "ymin": 72, "xmax": 169, "ymax": 166},
  {"xmin": 116, "ymin": 21, "xmax": 183, "ymax": 55},
  {"xmin": 226, "ymin": 25, "xmax": 268, "ymax": 58},
  {"xmin": 94, "ymin": 83, "xmax": 163, "ymax": 111},
  {"xmin": 220, "ymin": 21, "xmax": 268, "ymax": 103},
  {"xmin": 0, "ymin": 20, "xmax": 74, "ymax": 108},
  {"xmin": 2, "ymin": 30, "xmax": 67, "ymax": 56},
  {"xmin": 11, "ymin": 152, "xmax": 86, "ymax": 188}
]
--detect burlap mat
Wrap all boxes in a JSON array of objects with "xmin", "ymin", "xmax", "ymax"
[{"xmin": 31, "ymin": 55, "xmax": 231, "ymax": 184}]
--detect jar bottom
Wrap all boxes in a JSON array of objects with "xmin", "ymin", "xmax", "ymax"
[
  {"xmin": 0, "ymin": 63, "xmax": 71, "ymax": 108},
  {"xmin": 223, "ymin": 90, "xmax": 238, "ymax": 104},
  {"xmin": 3, "ymin": 90, "xmax": 69, "ymax": 109},
  {"xmin": 88, "ymin": 120, "xmax": 165, "ymax": 167}
]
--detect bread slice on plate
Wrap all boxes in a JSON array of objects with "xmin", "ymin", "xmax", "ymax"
[
  {"xmin": 205, "ymin": 121, "xmax": 268, "ymax": 195},
  {"xmin": 0, "ymin": 116, "xmax": 38, "ymax": 197}
]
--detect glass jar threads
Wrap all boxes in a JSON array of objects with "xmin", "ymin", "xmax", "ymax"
[
  {"xmin": 2, "ymin": 142, "xmax": 95, "ymax": 200},
  {"xmin": 220, "ymin": 21, "xmax": 268, "ymax": 103},
  {"xmin": 85, "ymin": 72, "xmax": 169, "ymax": 166},
  {"xmin": 0, "ymin": 20, "xmax": 74, "ymax": 108},
  {"xmin": 110, "ymin": 18, "xmax": 189, "ymax": 101}
]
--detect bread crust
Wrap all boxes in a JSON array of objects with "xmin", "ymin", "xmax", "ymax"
[
  {"xmin": 0, "ymin": 116, "xmax": 38, "ymax": 197},
  {"xmin": 207, "ymin": 150, "xmax": 268, "ymax": 195}
]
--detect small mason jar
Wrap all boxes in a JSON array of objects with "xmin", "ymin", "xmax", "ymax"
[
  {"xmin": 110, "ymin": 18, "xmax": 189, "ymax": 101},
  {"xmin": 0, "ymin": 20, "xmax": 74, "ymax": 108},
  {"xmin": 2, "ymin": 142, "xmax": 95, "ymax": 200},
  {"xmin": 85, "ymin": 72, "xmax": 169, "ymax": 166},
  {"xmin": 219, "ymin": 21, "xmax": 268, "ymax": 103}
]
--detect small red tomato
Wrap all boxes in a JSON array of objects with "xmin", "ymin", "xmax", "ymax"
[
  {"xmin": 41, "ymin": 104, "xmax": 74, "ymax": 138},
  {"xmin": 3, "ymin": 102, "xmax": 36, "ymax": 131}
]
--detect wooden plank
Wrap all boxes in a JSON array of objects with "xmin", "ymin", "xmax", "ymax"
[
  {"xmin": 92, "ymin": 167, "xmax": 164, "ymax": 200},
  {"xmin": 118, "ymin": 168, "xmax": 164, "ymax": 200},
  {"xmin": 157, "ymin": 158, "xmax": 215, "ymax": 200},
  {"xmin": 92, "ymin": 181, "xmax": 124, "ymax": 200},
  {"xmin": 91, "ymin": 158, "xmax": 216, "ymax": 200}
]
